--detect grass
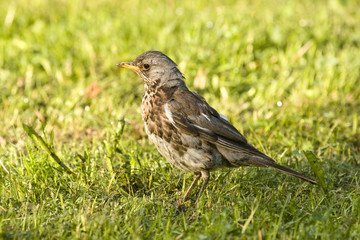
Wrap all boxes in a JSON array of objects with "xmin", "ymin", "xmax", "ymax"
[{"xmin": 1, "ymin": 0, "xmax": 360, "ymax": 238}]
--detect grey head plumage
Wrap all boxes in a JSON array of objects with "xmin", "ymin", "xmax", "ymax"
[{"xmin": 117, "ymin": 51, "xmax": 185, "ymax": 87}]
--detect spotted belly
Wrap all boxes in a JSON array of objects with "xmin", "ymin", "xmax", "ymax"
[{"xmin": 144, "ymin": 122, "xmax": 225, "ymax": 172}]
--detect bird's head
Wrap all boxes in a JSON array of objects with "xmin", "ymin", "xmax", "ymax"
[{"xmin": 117, "ymin": 51, "xmax": 185, "ymax": 88}]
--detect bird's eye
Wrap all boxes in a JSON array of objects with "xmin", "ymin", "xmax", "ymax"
[{"xmin": 143, "ymin": 64, "xmax": 150, "ymax": 69}]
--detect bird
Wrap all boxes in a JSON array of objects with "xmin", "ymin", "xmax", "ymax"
[{"xmin": 117, "ymin": 51, "xmax": 316, "ymax": 205}]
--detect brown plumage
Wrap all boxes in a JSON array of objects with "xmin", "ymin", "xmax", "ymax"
[{"xmin": 117, "ymin": 51, "xmax": 316, "ymax": 205}]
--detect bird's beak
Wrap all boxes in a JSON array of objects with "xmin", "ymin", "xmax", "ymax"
[{"xmin": 116, "ymin": 62, "xmax": 140, "ymax": 72}]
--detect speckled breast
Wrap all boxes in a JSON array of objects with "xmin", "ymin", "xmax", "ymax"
[{"xmin": 141, "ymin": 89, "xmax": 224, "ymax": 172}]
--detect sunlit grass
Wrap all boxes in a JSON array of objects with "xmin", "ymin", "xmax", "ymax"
[{"xmin": 1, "ymin": 0, "xmax": 360, "ymax": 238}]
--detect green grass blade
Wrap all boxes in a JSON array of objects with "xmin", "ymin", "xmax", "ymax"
[
  {"xmin": 22, "ymin": 123, "xmax": 74, "ymax": 175},
  {"xmin": 304, "ymin": 151, "xmax": 327, "ymax": 193}
]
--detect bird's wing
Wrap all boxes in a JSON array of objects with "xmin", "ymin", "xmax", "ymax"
[
  {"xmin": 165, "ymin": 93, "xmax": 272, "ymax": 159},
  {"xmin": 165, "ymin": 89, "xmax": 316, "ymax": 185}
]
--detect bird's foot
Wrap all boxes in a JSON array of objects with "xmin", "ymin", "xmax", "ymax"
[{"xmin": 176, "ymin": 198, "xmax": 187, "ymax": 213}]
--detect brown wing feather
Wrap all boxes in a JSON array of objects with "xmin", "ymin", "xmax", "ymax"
[
  {"xmin": 173, "ymin": 90, "xmax": 248, "ymax": 143},
  {"xmin": 166, "ymin": 90, "xmax": 316, "ymax": 185}
]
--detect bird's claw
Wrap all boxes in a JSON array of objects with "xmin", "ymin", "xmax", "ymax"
[{"xmin": 176, "ymin": 198, "xmax": 187, "ymax": 212}]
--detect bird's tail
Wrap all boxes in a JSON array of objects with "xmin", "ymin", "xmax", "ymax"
[{"xmin": 264, "ymin": 161, "xmax": 316, "ymax": 184}]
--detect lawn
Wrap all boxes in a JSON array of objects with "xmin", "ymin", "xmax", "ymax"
[{"xmin": 1, "ymin": 0, "xmax": 360, "ymax": 239}]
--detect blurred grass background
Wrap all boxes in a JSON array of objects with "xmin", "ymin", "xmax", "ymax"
[{"xmin": 1, "ymin": 0, "xmax": 360, "ymax": 239}]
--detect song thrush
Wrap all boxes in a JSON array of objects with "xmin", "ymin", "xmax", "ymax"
[{"xmin": 117, "ymin": 51, "xmax": 316, "ymax": 205}]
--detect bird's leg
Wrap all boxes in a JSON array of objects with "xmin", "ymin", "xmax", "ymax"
[
  {"xmin": 194, "ymin": 171, "xmax": 210, "ymax": 205},
  {"xmin": 183, "ymin": 173, "xmax": 201, "ymax": 202}
]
